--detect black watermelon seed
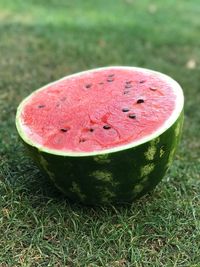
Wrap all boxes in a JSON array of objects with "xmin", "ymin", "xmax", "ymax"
[
  {"xmin": 125, "ymin": 84, "xmax": 132, "ymax": 89},
  {"xmin": 103, "ymin": 125, "xmax": 111, "ymax": 130},
  {"xmin": 85, "ymin": 84, "xmax": 92, "ymax": 88},
  {"xmin": 126, "ymin": 80, "xmax": 132, "ymax": 84},
  {"xmin": 107, "ymin": 78, "xmax": 114, "ymax": 82},
  {"xmin": 149, "ymin": 86, "xmax": 157, "ymax": 91},
  {"xmin": 79, "ymin": 138, "xmax": 86, "ymax": 143},
  {"xmin": 60, "ymin": 128, "xmax": 68, "ymax": 132},
  {"xmin": 128, "ymin": 113, "xmax": 136, "ymax": 119},
  {"xmin": 89, "ymin": 128, "xmax": 94, "ymax": 132},
  {"xmin": 139, "ymin": 80, "xmax": 146, "ymax": 83},
  {"xmin": 122, "ymin": 108, "xmax": 130, "ymax": 112},
  {"xmin": 38, "ymin": 105, "xmax": 45, "ymax": 108},
  {"xmin": 137, "ymin": 99, "xmax": 144, "ymax": 104}
]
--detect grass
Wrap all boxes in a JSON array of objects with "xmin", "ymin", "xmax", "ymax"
[{"xmin": 0, "ymin": 0, "xmax": 200, "ymax": 266}]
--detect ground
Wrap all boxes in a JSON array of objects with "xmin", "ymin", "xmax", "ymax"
[{"xmin": 0, "ymin": 0, "xmax": 200, "ymax": 266}]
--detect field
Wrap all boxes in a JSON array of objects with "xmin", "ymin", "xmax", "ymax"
[{"xmin": 0, "ymin": 0, "xmax": 199, "ymax": 266}]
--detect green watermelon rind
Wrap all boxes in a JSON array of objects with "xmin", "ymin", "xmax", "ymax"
[
  {"xmin": 20, "ymin": 111, "xmax": 184, "ymax": 204},
  {"xmin": 15, "ymin": 67, "xmax": 184, "ymax": 205}
]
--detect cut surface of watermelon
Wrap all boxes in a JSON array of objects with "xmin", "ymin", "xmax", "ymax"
[{"xmin": 16, "ymin": 67, "xmax": 183, "ymax": 155}]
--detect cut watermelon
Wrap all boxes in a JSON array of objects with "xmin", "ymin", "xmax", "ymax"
[{"xmin": 16, "ymin": 67, "xmax": 184, "ymax": 205}]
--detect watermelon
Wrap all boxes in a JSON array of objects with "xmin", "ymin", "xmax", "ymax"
[{"xmin": 16, "ymin": 67, "xmax": 184, "ymax": 205}]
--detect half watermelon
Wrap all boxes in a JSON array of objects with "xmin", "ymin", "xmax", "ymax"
[{"xmin": 16, "ymin": 67, "xmax": 184, "ymax": 205}]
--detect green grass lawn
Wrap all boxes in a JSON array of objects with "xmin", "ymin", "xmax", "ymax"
[{"xmin": 0, "ymin": 0, "xmax": 200, "ymax": 266}]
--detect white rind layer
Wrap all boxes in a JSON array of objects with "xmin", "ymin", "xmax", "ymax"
[{"xmin": 16, "ymin": 66, "xmax": 184, "ymax": 157}]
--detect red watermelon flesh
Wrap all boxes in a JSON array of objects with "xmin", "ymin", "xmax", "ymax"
[{"xmin": 20, "ymin": 67, "xmax": 176, "ymax": 152}]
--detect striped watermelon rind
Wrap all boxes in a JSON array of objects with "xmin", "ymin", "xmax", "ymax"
[{"xmin": 16, "ymin": 67, "xmax": 184, "ymax": 205}]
